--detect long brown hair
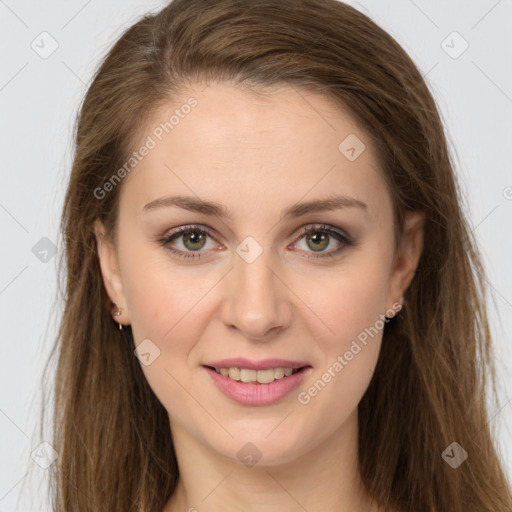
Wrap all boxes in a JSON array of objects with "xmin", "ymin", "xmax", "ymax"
[{"xmin": 41, "ymin": 0, "xmax": 512, "ymax": 510}]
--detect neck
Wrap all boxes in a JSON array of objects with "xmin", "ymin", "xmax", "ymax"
[{"xmin": 163, "ymin": 410, "xmax": 378, "ymax": 512}]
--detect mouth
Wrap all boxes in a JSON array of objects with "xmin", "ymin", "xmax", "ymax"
[
  {"xmin": 202, "ymin": 365, "xmax": 311, "ymax": 385},
  {"xmin": 202, "ymin": 363, "xmax": 313, "ymax": 406}
]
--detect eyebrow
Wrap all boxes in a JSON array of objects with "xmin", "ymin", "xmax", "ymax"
[{"xmin": 142, "ymin": 193, "xmax": 368, "ymax": 220}]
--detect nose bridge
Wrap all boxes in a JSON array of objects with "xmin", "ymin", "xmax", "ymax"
[{"xmin": 222, "ymin": 236, "xmax": 291, "ymax": 338}]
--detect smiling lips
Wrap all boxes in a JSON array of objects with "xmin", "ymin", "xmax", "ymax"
[
  {"xmin": 202, "ymin": 358, "xmax": 312, "ymax": 405},
  {"xmin": 203, "ymin": 357, "xmax": 310, "ymax": 383}
]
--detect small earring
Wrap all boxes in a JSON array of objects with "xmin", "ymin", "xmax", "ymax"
[
  {"xmin": 385, "ymin": 302, "xmax": 403, "ymax": 322},
  {"xmin": 112, "ymin": 304, "xmax": 123, "ymax": 330}
]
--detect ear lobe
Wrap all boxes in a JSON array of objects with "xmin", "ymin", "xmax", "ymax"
[
  {"xmin": 93, "ymin": 219, "xmax": 128, "ymax": 321},
  {"xmin": 386, "ymin": 211, "xmax": 426, "ymax": 309}
]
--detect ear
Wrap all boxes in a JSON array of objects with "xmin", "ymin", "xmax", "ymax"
[
  {"xmin": 386, "ymin": 211, "xmax": 426, "ymax": 313},
  {"xmin": 94, "ymin": 219, "xmax": 130, "ymax": 326}
]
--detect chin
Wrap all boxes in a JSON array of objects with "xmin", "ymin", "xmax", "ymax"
[{"xmin": 209, "ymin": 424, "xmax": 309, "ymax": 468}]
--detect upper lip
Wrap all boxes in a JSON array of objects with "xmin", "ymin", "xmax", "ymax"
[{"xmin": 203, "ymin": 358, "xmax": 311, "ymax": 371}]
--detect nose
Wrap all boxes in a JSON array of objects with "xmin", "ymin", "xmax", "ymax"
[{"xmin": 220, "ymin": 247, "xmax": 293, "ymax": 340}]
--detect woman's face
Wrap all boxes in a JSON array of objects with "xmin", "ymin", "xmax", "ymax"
[{"xmin": 95, "ymin": 81, "xmax": 423, "ymax": 466}]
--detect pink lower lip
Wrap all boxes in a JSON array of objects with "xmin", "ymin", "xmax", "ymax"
[{"xmin": 203, "ymin": 366, "xmax": 312, "ymax": 406}]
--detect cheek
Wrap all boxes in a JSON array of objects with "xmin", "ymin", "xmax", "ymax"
[
  {"xmin": 294, "ymin": 280, "xmax": 387, "ymax": 433},
  {"xmin": 293, "ymin": 254, "xmax": 391, "ymax": 352},
  {"xmin": 121, "ymin": 250, "xmax": 219, "ymax": 418},
  {"xmin": 121, "ymin": 247, "xmax": 223, "ymax": 362},
  {"xmin": 291, "ymin": 252, "xmax": 390, "ymax": 412}
]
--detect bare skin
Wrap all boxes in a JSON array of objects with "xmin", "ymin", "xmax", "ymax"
[{"xmin": 95, "ymin": 81, "xmax": 424, "ymax": 512}]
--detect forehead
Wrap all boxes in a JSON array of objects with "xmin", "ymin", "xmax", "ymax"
[
  {"xmin": 121, "ymin": 81, "xmax": 389, "ymax": 220},
  {"xmin": 150, "ymin": 81, "xmax": 363, "ymax": 147}
]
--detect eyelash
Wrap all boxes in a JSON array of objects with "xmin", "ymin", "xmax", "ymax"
[{"xmin": 157, "ymin": 223, "xmax": 354, "ymax": 261}]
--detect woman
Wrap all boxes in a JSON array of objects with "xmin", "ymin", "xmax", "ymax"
[{"xmin": 44, "ymin": 0, "xmax": 512, "ymax": 510}]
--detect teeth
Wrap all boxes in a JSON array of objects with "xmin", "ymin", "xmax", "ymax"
[
  {"xmin": 274, "ymin": 368, "xmax": 285, "ymax": 379},
  {"xmin": 213, "ymin": 366, "xmax": 301, "ymax": 384},
  {"xmin": 255, "ymin": 368, "xmax": 275, "ymax": 384},
  {"xmin": 240, "ymin": 368, "xmax": 257, "ymax": 382},
  {"xmin": 228, "ymin": 368, "xmax": 240, "ymax": 380}
]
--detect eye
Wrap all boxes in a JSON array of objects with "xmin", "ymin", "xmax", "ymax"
[
  {"xmin": 157, "ymin": 224, "xmax": 220, "ymax": 260},
  {"xmin": 157, "ymin": 223, "xmax": 353, "ymax": 261},
  {"xmin": 291, "ymin": 224, "xmax": 353, "ymax": 260}
]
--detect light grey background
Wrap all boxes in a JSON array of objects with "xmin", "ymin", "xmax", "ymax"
[{"xmin": 1, "ymin": 0, "xmax": 511, "ymax": 510}]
